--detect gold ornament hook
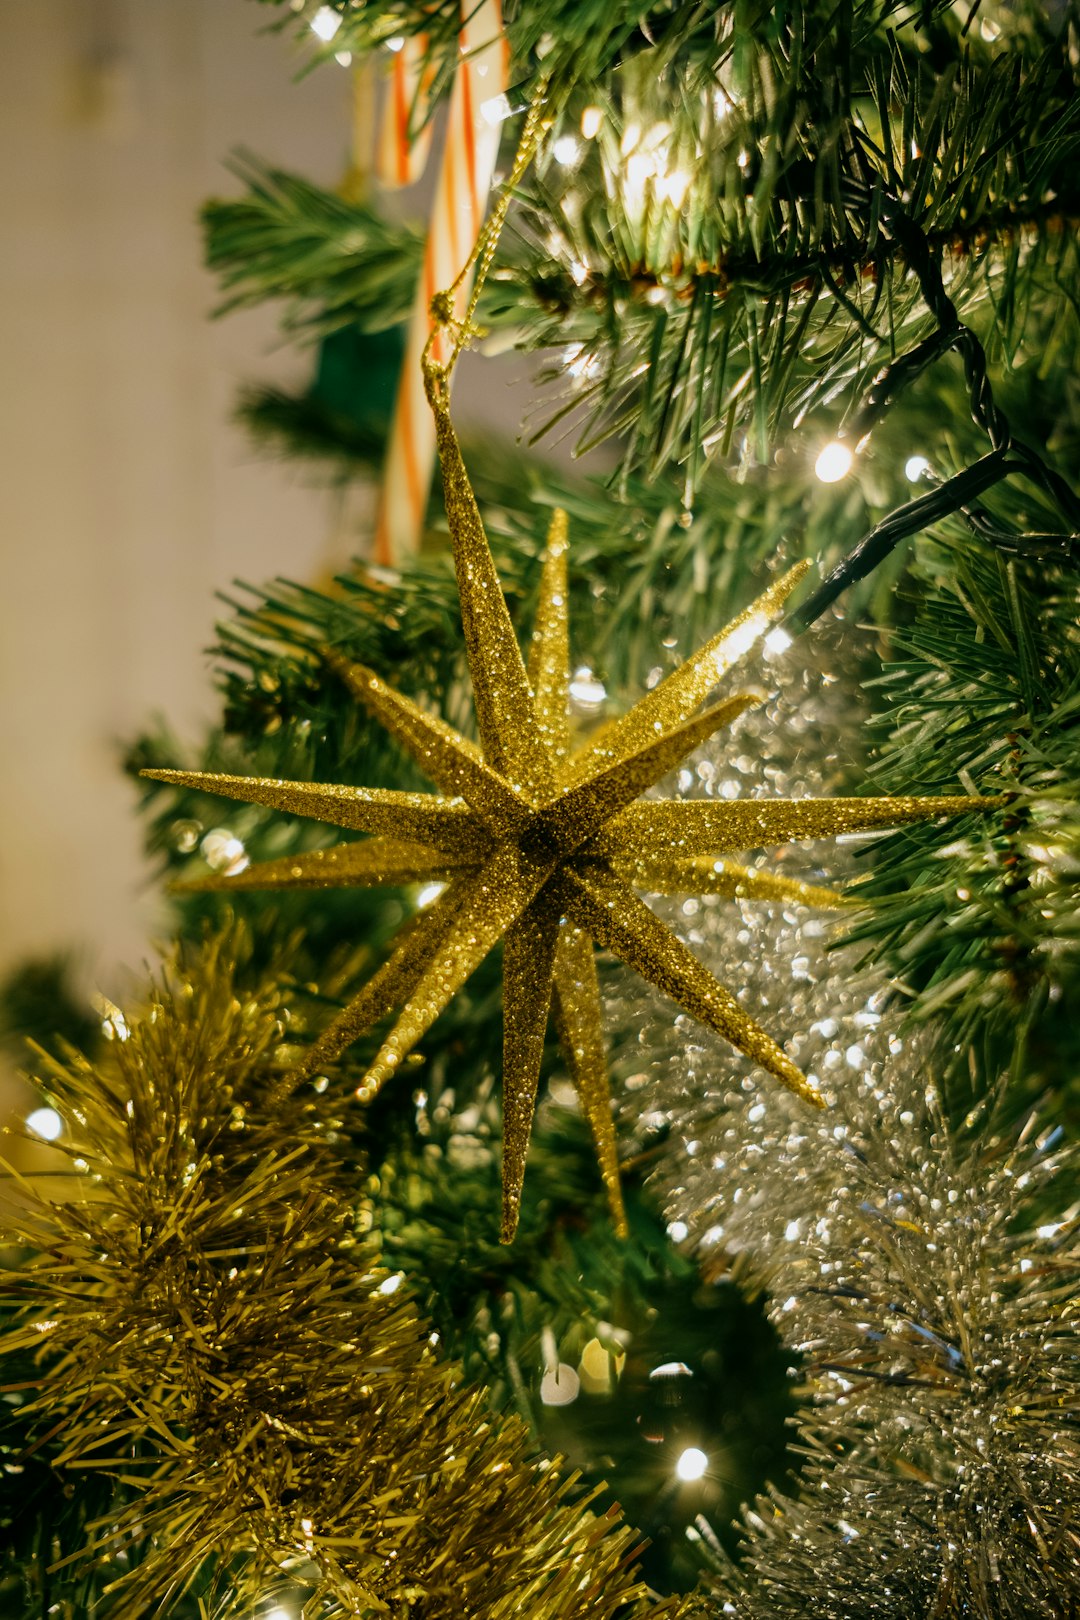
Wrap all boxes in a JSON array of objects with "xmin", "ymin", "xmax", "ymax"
[{"xmin": 421, "ymin": 73, "xmax": 551, "ymax": 392}]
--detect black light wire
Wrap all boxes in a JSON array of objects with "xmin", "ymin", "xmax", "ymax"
[{"xmin": 791, "ymin": 124, "xmax": 1080, "ymax": 631}]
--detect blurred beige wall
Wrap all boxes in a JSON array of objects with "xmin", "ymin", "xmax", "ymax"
[{"xmin": 0, "ymin": 0, "xmax": 352, "ymax": 1004}]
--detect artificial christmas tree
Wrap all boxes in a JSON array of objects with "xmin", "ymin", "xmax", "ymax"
[{"xmin": 4, "ymin": 3, "xmax": 1080, "ymax": 1616}]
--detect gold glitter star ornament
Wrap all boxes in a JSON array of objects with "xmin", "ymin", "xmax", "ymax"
[{"xmin": 145, "ymin": 375, "xmax": 991, "ymax": 1243}]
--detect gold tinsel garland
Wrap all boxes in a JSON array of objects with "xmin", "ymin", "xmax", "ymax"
[{"xmin": 1, "ymin": 928, "xmax": 700, "ymax": 1619}]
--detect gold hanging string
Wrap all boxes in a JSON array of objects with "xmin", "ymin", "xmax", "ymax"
[{"xmin": 422, "ymin": 74, "xmax": 551, "ymax": 402}]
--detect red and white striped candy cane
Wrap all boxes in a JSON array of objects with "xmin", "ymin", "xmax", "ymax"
[
  {"xmin": 374, "ymin": 1, "xmax": 509, "ymax": 565},
  {"xmin": 376, "ymin": 34, "xmax": 434, "ymax": 189}
]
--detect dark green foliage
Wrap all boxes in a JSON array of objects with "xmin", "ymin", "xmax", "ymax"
[
  {"xmin": 203, "ymin": 155, "xmax": 423, "ymax": 335},
  {"xmin": 512, "ymin": 19, "xmax": 1080, "ymax": 486},
  {"xmin": 230, "ymin": 325, "xmax": 402, "ymax": 480},
  {"xmin": 224, "ymin": 7, "xmax": 1080, "ymax": 496},
  {"xmin": 311, "ymin": 322, "xmax": 403, "ymax": 423},
  {"xmin": 847, "ymin": 527, "xmax": 1080, "ymax": 1092},
  {"xmin": 256, "ymin": 0, "xmax": 964, "ymax": 111},
  {"xmin": 0, "ymin": 957, "xmax": 97, "ymax": 1065},
  {"xmin": 235, "ymin": 379, "xmax": 385, "ymax": 468},
  {"xmin": 537, "ymin": 1273, "xmax": 796, "ymax": 1593}
]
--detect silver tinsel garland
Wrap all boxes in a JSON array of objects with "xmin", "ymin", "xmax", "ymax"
[{"xmin": 604, "ymin": 633, "xmax": 1080, "ymax": 1617}]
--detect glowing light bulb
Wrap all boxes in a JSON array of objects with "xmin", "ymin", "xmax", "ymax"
[
  {"xmin": 26, "ymin": 1106, "xmax": 62, "ymax": 1141},
  {"xmin": 377, "ymin": 1273, "xmax": 404, "ymax": 1295},
  {"xmin": 904, "ymin": 454, "xmax": 931, "ymax": 482},
  {"xmin": 480, "ymin": 91, "xmax": 514, "ymax": 127},
  {"xmin": 814, "ymin": 440, "xmax": 853, "ymax": 483},
  {"xmin": 201, "ymin": 828, "xmax": 249, "ymax": 876},
  {"xmin": 94, "ymin": 993, "xmax": 130, "ymax": 1041},
  {"xmin": 309, "ymin": 6, "xmax": 342, "ymax": 42},
  {"xmin": 552, "ymin": 134, "xmax": 579, "ymax": 165},
  {"xmin": 568, "ymin": 665, "xmax": 607, "ymax": 710},
  {"xmin": 763, "ymin": 626, "xmax": 793, "ymax": 659},
  {"xmin": 721, "ymin": 614, "xmax": 767, "ymax": 662},
  {"xmin": 577, "ymin": 1336, "xmax": 625, "ymax": 1394},
  {"xmin": 580, "ymin": 106, "xmax": 602, "ymax": 140},
  {"xmin": 385, "ymin": 36, "xmax": 405, "ymax": 52},
  {"xmin": 625, "ymin": 151, "xmax": 652, "ymax": 198},
  {"xmin": 658, "ymin": 168, "xmax": 691, "ymax": 208},
  {"xmin": 563, "ymin": 344, "xmax": 601, "ymax": 382},
  {"xmin": 539, "ymin": 1363, "xmax": 580, "ymax": 1406},
  {"xmin": 650, "ymin": 1360, "xmax": 692, "ymax": 1381},
  {"xmin": 416, "ymin": 881, "xmax": 445, "ymax": 909},
  {"xmin": 675, "ymin": 1446, "xmax": 708, "ymax": 1482}
]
